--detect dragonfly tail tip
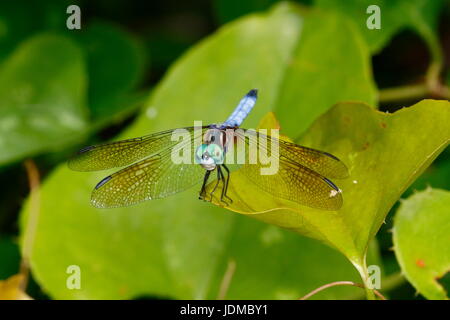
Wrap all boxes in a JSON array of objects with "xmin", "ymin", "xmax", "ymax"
[{"xmin": 247, "ymin": 89, "xmax": 258, "ymax": 97}]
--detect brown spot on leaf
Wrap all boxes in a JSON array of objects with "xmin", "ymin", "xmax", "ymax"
[
  {"xmin": 343, "ymin": 116, "xmax": 352, "ymax": 124},
  {"xmin": 380, "ymin": 122, "xmax": 387, "ymax": 128},
  {"xmin": 415, "ymin": 259, "xmax": 426, "ymax": 268},
  {"xmin": 119, "ymin": 285, "xmax": 128, "ymax": 296},
  {"xmin": 362, "ymin": 142, "xmax": 370, "ymax": 150}
]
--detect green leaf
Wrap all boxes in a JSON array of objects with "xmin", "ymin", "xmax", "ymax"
[
  {"xmin": 272, "ymin": 8, "xmax": 376, "ymax": 138},
  {"xmin": 205, "ymin": 222, "xmax": 383, "ymax": 300},
  {"xmin": 314, "ymin": 0, "xmax": 445, "ymax": 54},
  {"xmin": 0, "ymin": 0, "xmax": 72, "ymax": 61},
  {"xmin": 131, "ymin": 3, "xmax": 376, "ymax": 139},
  {"xmin": 210, "ymin": 99, "xmax": 450, "ymax": 268},
  {"xmin": 21, "ymin": 173, "xmax": 380, "ymax": 299},
  {"xmin": 0, "ymin": 33, "xmax": 88, "ymax": 166},
  {"xmin": 393, "ymin": 188, "xmax": 450, "ymax": 300},
  {"xmin": 73, "ymin": 22, "xmax": 146, "ymax": 123},
  {"xmin": 20, "ymin": 3, "xmax": 378, "ymax": 299},
  {"xmin": 0, "ymin": 1, "xmax": 41, "ymax": 61}
]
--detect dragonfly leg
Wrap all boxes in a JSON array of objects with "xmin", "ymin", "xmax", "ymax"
[
  {"xmin": 222, "ymin": 164, "xmax": 233, "ymax": 203},
  {"xmin": 217, "ymin": 166, "xmax": 229, "ymax": 206},
  {"xmin": 199, "ymin": 170, "xmax": 211, "ymax": 200},
  {"xmin": 209, "ymin": 168, "xmax": 221, "ymax": 202}
]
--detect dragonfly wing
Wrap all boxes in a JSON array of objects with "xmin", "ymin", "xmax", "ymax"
[
  {"xmin": 91, "ymin": 146, "xmax": 206, "ymax": 208},
  {"xmin": 235, "ymin": 129, "xmax": 349, "ymax": 179},
  {"xmin": 279, "ymin": 141, "xmax": 349, "ymax": 179},
  {"xmin": 68, "ymin": 126, "xmax": 207, "ymax": 172},
  {"xmin": 240, "ymin": 158, "xmax": 343, "ymax": 210},
  {"xmin": 233, "ymin": 130, "xmax": 344, "ymax": 210}
]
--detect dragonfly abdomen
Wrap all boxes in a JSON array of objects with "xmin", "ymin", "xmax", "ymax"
[{"xmin": 222, "ymin": 89, "xmax": 257, "ymax": 127}]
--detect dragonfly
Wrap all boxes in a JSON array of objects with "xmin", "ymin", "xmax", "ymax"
[{"xmin": 69, "ymin": 89, "xmax": 349, "ymax": 210}]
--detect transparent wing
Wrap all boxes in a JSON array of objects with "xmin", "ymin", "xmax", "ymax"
[
  {"xmin": 68, "ymin": 126, "xmax": 207, "ymax": 172},
  {"xmin": 91, "ymin": 135, "xmax": 207, "ymax": 208},
  {"xmin": 235, "ymin": 129, "xmax": 348, "ymax": 179},
  {"xmin": 233, "ymin": 129, "xmax": 346, "ymax": 210}
]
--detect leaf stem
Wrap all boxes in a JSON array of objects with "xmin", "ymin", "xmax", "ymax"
[
  {"xmin": 378, "ymin": 84, "xmax": 429, "ymax": 103},
  {"xmin": 378, "ymin": 27, "xmax": 450, "ymax": 103},
  {"xmin": 349, "ymin": 272, "xmax": 407, "ymax": 300},
  {"xmin": 21, "ymin": 159, "xmax": 41, "ymax": 292},
  {"xmin": 378, "ymin": 77, "xmax": 450, "ymax": 103},
  {"xmin": 351, "ymin": 255, "xmax": 377, "ymax": 300},
  {"xmin": 299, "ymin": 281, "xmax": 386, "ymax": 300},
  {"xmin": 217, "ymin": 259, "xmax": 236, "ymax": 300}
]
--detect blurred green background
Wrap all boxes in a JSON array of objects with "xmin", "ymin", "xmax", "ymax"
[{"xmin": 0, "ymin": 0, "xmax": 449, "ymax": 300}]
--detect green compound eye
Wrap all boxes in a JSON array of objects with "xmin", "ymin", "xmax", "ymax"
[
  {"xmin": 195, "ymin": 144, "xmax": 207, "ymax": 159},
  {"xmin": 195, "ymin": 144, "xmax": 208, "ymax": 164},
  {"xmin": 206, "ymin": 144, "xmax": 224, "ymax": 163},
  {"xmin": 194, "ymin": 143, "xmax": 224, "ymax": 165}
]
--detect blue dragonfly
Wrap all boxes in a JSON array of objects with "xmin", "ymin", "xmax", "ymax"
[{"xmin": 69, "ymin": 90, "xmax": 348, "ymax": 210}]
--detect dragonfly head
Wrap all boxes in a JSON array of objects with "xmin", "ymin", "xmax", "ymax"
[{"xmin": 195, "ymin": 143, "xmax": 224, "ymax": 170}]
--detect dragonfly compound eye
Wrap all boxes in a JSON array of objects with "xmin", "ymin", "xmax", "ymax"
[
  {"xmin": 195, "ymin": 144, "xmax": 209, "ymax": 164},
  {"xmin": 207, "ymin": 144, "xmax": 224, "ymax": 164}
]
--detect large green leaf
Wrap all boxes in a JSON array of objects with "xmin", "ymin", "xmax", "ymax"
[
  {"xmin": 0, "ymin": 2, "xmax": 147, "ymax": 131},
  {"xmin": 393, "ymin": 188, "xmax": 450, "ymax": 300},
  {"xmin": 132, "ymin": 4, "xmax": 375, "ymax": 139},
  {"xmin": 208, "ymin": 100, "xmax": 450, "ymax": 269},
  {"xmin": 272, "ymin": 8, "xmax": 375, "ymax": 138},
  {"xmin": 0, "ymin": 33, "xmax": 88, "ymax": 166},
  {"xmin": 20, "ymin": 171, "xmax": 381, "ymax": 299},
  {"xmin": 315, "ymin": 0, "xmax": 445, "ymax": 54},
  {"xmin": 20, "ymin": 3, "xmax": 378, "ymax": 299},
  {"xmin": 72, "ymin": 22, "xmax": 146, "ymax": 123}
]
